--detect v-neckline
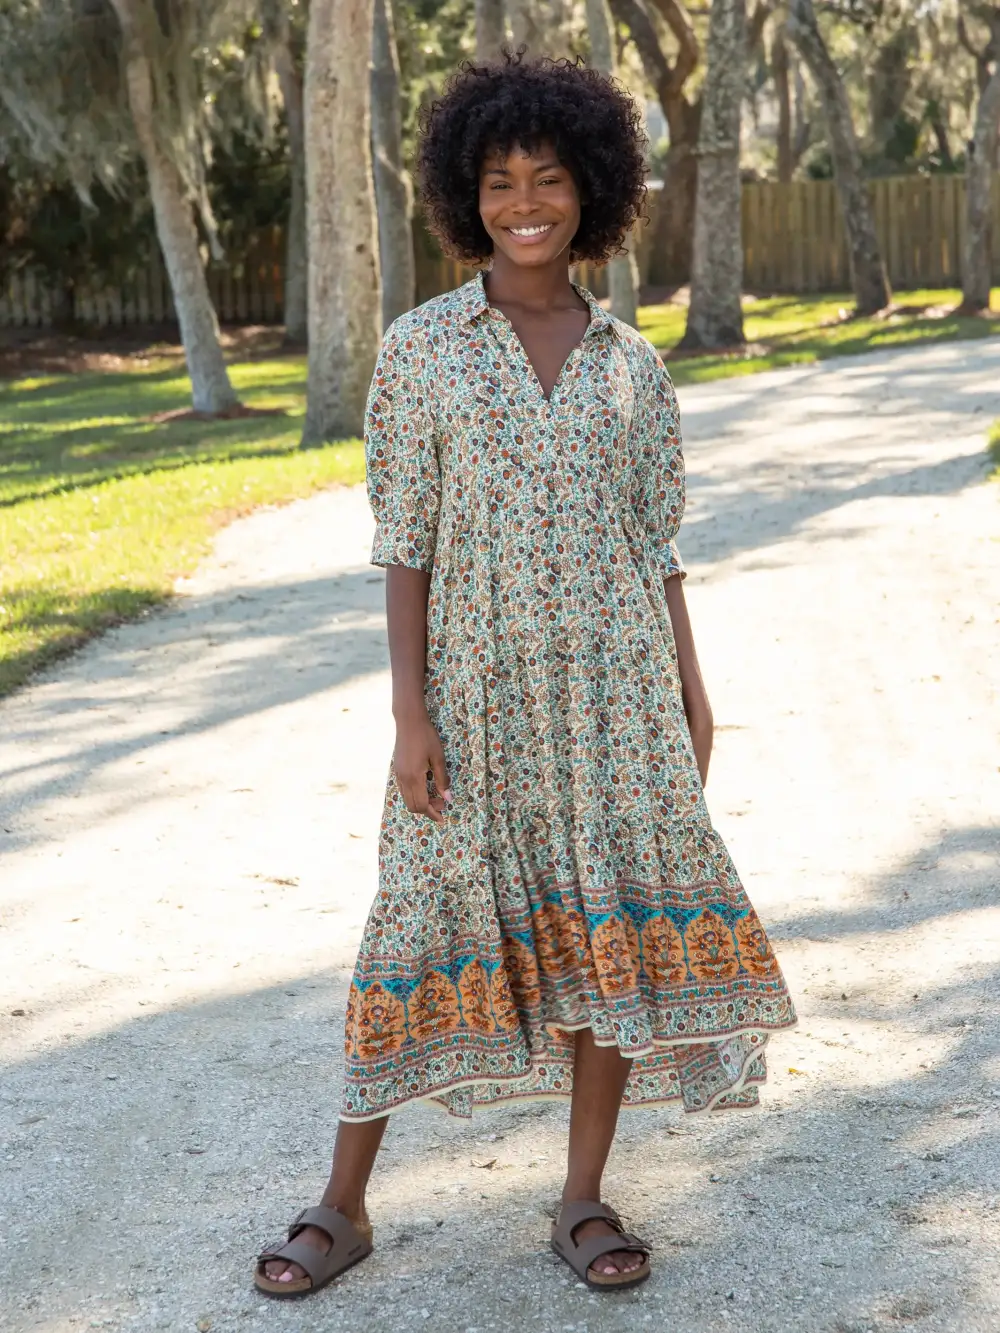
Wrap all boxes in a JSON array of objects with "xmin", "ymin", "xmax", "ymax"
[{"xmin": 486, "ymin": 296, "xmax": 592, "ymax": 406}]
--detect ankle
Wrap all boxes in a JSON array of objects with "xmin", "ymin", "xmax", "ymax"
[
  {"xmin": 319, "ymin": 1190, "xmax": 367, "ymax": 1226},
  {"xmin": 562, "ymin": 1182, "xmax": 603, "ymax": 1206}
]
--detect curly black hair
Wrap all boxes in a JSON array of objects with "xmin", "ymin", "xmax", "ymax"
[{"xmin": 417, "ymin": 52, "xmax": 648, "ymax": 266}]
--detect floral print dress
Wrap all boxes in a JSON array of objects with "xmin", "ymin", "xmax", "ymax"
[{"xmin": 341, "ymin": 273, "xmax": 796, "ymax": 1121}]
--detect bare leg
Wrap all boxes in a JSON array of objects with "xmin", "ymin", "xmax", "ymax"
[
  {"xmin": 560, "ymin": 1028, "xmax": 643, "ymax": 1277},
  {"xmin": 263, "ymin": 1115, "xmax": 388, "ymax": 1283}
]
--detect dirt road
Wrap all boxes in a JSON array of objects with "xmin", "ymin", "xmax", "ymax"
[{"xmin": 2, "ymin": 339, "xmax": 999, "ymax": 1333}]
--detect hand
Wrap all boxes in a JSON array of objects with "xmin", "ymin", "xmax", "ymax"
[
  {"xmin": 393, "ymin": 709, "xmax": 452, "ymax": 823},
  {"xmin": 683, "ymin": 686, "xmax": 714, "ymax": 788}
]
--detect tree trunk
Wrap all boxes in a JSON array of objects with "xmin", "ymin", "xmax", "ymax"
[
  {"xmin": 274, "ymin": 27, "xmax": 308, "ymax": 345},
  {"xmin": 110, "ymin": 0, "xmax": 237, "ymax": 414},
  {"xmin": 302, "ymin": 0, "xmax": 381, "ymax": 444},
  {"xmin": 773, "ymin": 28, "xmax": 793, "ymax": 183},
  {"xmin": 680, "ymin": 0, "xmax": 746, "ymax": 351},
  {"xmin": 792, "ymin": 57, "xmax": 810, "ymax": 163},
  {"xmin": 786, "ymin": 0, "xmax": 891, "ymax": 315},
  {"xmin": 962, "ymin": 60, "xmax": 1000, "ymax": 313},
  {"xmin": 655, "ymin": 128, "xmax": 699, "ymax": 284},
  {"xmin": 927, "ymin": 103, "xmax": 954, "ymax": 172},
  {"xmin": 509, "ymin": 0, "xmax": 542, "ymax": 52},
  {"xmin": 586, "ymin": 0, "xmax": 639, "ymax": 325},
  {"xmin": 476, "ymin": 0, "xmax": 506, "ymax": 61},
  {"xmin": 372, "ymin": 0, "xmax": 415, "ymax": 328},
  {"xmin": 609, "ymin": 0, "xmax": 701, "ymax": 286}
]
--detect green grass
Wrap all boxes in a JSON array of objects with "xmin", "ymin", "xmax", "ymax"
[
  {"xmin": 643, "ymin": 288, "xmax": 1000, "ymax": 385},
  {"xmin": 988, "ymin": 418, "xmax": 1000, "ymax": 480},
  {"xmin": 2, "ymin": 286, "xmax": 998, "ymax": 697},
  {"xmin": 0, "ymin": 357, "xmax": 363, "ymax": 696}
]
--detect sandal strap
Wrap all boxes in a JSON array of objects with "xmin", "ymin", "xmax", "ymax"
[
  {"xmin": 257, "ymin": 1237, "xmax": 330, "ymax": 1287},
  {"xmin": 557, "ymin": 1200, "xmax": 622, "ymax": 1237},
  {"xmin": 288, "ymin": 1205, "xmax": 367, "ymax": 1248},
  {"xmin": 570, "ymin": 1229, "xmax": 651, "ymax": 1274}
]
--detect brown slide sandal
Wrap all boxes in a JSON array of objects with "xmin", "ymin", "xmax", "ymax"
[
  {"xmin": 254, "ymin": 1205, "xmax": 373, "ymax": 1299},
  {"xmin": 551, "ymin": 1201, "xmax": 651, "ymax": 1291}
]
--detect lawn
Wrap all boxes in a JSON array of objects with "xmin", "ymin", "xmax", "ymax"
[
  {"xmin": 989, "ymin": 417, "xmax": 1000, "ymax": 480},
  {"xmin": 0, "ymin": 358, "xmax": 362, "ymax": 696},
  {"xmin": 646, "ymin": 288, "xmax": 1000, "ymax": 385},
  {"xmin": 1, "ymin": 286, "xmax": 997, "ymax": 697}
]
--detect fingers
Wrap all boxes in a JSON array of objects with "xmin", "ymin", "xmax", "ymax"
[
  {"xmin": 429, "ymin": 742, "xmax": 452, "ymax": 809},
  {"xmin": 397, "ymin": 769, "xmax": 448, "ymax": 824}
]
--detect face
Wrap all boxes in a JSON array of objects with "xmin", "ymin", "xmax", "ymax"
[{"xmin": 478, "ymin": 142, "xmax": 581, "ymax": 267}]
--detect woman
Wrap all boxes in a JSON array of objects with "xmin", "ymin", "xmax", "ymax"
[{"xmin": 255, "ymin": 53, "xmax": 796, "ymax": 1298}]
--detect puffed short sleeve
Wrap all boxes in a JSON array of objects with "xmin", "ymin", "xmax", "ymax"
[
  {"xmin": 629, "ymin": 343, "xmax": 686, "ymax": 580},
  {"xmin": 365, "ymin": 318, "xmax": 441, "ymax": 572}
]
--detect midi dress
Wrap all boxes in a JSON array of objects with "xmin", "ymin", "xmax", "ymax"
[{"xmin": 341, "ymin": 273, "xmax": 796, "ymax": 1122}]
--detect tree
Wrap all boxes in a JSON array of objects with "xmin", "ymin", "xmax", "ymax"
[
  {"xmin": 585, "ymin": 0, "xmax": 639, "ymax": 325},
  {"xmin": 609, "ymin": 0, "xmax": 702, "ymax": 285},
  {"xmin": 772, "ymin": 28, "xmax": 810, "ymax": 181},
  {"xmin": 959, "ymin": 7, "xmax": 1000, "ymax": 312},
  {"xmin": 302, "ymin": 0, "xmax": 381, "ymax": 444},
  {"xmin": 267, "ymin": 0, "xmax": 308, "ymax": 344},
  {"xmin": 680, "ymin": 0, "xmax": 746, "ymax": 350},
  {"xmin": 0, "ymin": 0, "xmax": 243, "ymax": 412},
  {"xmin": 110, "ymin": 0, "xmax": 239, "ymax": 412},
  {"xmin": 509, "ymin": 0, "xmax": 542, "ymax": 51},
  {"xmin": 372, "ymin": 0, "xmax": 415, "ymax": 327},
  {"xmin": 475, "ymin": 0, "xmax": 506, "ymax": 61},
  {"xmin": 786, "ymin": 0, "xmax": 891, "ymax": 314}
]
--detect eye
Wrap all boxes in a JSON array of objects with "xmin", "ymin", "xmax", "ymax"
[{"xmin": 539, "ymin": 176, "xmax": 560, "ymax": 186}]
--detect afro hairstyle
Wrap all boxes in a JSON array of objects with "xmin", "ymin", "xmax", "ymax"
[{"xmin": 417, "ymin": 52, "xmax": 648, "ymax": 266}]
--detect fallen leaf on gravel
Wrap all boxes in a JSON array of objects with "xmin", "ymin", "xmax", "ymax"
[
  {"xmin": 787, "ymin": 1067, "xmax": 809, "ymax": 1076},
  {"xmin": 348, "ymin": 833, "xmax": 364, "ymax": 839},
  {"xmin": 471, "ymin": 1158, "xmax": 497, "ymax": 1169},
  {"xmin": 10, "ymin": 1008, "xmax": 25, "ymax": 1016}
]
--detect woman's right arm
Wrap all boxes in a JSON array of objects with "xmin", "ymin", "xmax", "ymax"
[{"xmin": 386, "ymin": 566, "xmax": 451, "ymax": 824}]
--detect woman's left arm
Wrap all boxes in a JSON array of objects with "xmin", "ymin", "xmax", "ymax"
[{"xmin": 664, "ymin": 572, "xmax": 714, "ymax": 787}]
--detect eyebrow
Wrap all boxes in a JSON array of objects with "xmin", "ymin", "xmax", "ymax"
[{"xmin": 483, "ymin": 160, "xmax": 563, "ymax": 176}]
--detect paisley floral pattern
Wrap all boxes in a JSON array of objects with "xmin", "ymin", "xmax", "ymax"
[{"xmin": 342, "ymin": 273, "xmax": 796, "ymax": 1121}]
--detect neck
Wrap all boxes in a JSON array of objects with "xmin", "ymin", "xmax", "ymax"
[{"xmin": 483, "ymin": 251, "xmax": 577, "ymax": 311}]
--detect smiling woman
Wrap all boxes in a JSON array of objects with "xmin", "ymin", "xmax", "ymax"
[{"xmin": 254, "ymin": 52, "xmax": 796, "ymax": 1303}]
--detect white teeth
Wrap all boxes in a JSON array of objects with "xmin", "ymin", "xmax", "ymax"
[{"xmin": 509, "ymin": 224, "xmax": 553, "ymax": 236}]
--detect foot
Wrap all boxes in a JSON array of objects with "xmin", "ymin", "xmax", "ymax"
[
  {"xmin": 262, "ymin": 1204, "xmax": 370, "ymax": 1285},
  {"xmin": 559, "ymin": 1204, "xmax": 646, "ymax": 1278}
]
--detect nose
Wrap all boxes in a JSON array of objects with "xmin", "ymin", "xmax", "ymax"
[{"xmin": 507, "ymin": 185, "xmax": 540, "ymax": 215}]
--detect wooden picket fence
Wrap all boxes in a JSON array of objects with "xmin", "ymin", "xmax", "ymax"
[
  {"xmin": 2, "ymin": 176, "xmax": 999, "ymax": 328},
  {"xmin": 741, "ymin": 174, "xmax": 1000, "ymax": 292},
  {"xmin": 0, "ymin": 227, "xmax": 286, "ymax": 329}
]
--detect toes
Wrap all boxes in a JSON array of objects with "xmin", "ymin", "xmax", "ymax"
[{"xmin": 263, "ymin": 1261, "xmax": 306, "ymax": 1284}]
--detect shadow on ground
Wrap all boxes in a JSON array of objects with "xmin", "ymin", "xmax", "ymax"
[
  {"xmin": 0, "ymin": 566, "xmax": 388, "ymax": 847},
  {"xmin": 2, "ymin": 823, "xmax": 998, "ymax": 1333},
  {"xmin": 677, "ymin": 343, "xmax": 1000, "ymax": 567}
]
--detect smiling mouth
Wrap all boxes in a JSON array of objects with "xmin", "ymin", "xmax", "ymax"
[{"xmin": 504, "ymin": 223, "xmax": 556, "ymax": 243}]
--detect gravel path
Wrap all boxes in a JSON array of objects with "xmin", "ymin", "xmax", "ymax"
[{"xmin": 2, "ymin": 339, "xmax": 999, "ymax": 1333}]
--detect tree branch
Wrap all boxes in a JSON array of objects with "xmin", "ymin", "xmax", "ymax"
[
  {"xmin": 646, "ymin": 0, "xmax": 700, "ymax": 94},
  {"xmin": 748, "ymin": 0, "xmax": 773, "ymax": 54}
]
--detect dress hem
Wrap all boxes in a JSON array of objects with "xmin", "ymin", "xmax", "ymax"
[{"xmin": 340, "ymin": 1020, "xmax": 787, "ymax": 1123}]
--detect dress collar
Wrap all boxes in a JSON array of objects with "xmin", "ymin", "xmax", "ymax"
[{"xmin": 455, "ymin": 269, "xmax": 615, "ymax": 334}]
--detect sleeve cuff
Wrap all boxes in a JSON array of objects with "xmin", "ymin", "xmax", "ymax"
[
  {"xmin": 370, "ymin": 523, "xmax": 436, "ymax": 572},
  {"xmin": 656, "ymin": 539, "xmax": 686, "ymax": 581}
]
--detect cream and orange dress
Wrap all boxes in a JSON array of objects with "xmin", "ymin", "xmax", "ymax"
[{"xmin": 341, "ymin": 273, "xmax": 796, "ymax": 1121}]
